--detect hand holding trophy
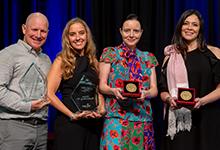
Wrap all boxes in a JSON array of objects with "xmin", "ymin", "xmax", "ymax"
[
  {"xmin": 19, "ymin": 63, "xmax": 49, "ymax": 110},
  {"xmin": 115, "ymin": 80, "xmax": 141, "ymax": 108},
  {"xmin": 71, "ymin": 75, "xmax": 98, "ymax": 114},
  {"xmin": 31, "ymin": 97, "xmax": 50, "ymax": 111}
]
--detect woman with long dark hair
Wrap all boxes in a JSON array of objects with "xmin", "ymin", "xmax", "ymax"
[{"xmin": 160, "ymin": 9, "xmax": 220, "ymax": 150}]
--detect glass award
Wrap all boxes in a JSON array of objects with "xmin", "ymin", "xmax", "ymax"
[
  {"xmin": 71, "ymin": 74, "xmax": 98, "ymax": 112},
  {"xmin": 176, "ymin": 87, "xmax": 196, "ymax": 106},
  {"xmin": 121, "ymin": 80, "xmax": 141, "ymax": 98},
  {"xmin": 19, "ymin": 63, "xmax": 47, "ymax": 101}
]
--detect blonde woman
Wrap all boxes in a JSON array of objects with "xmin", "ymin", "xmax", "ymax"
[{"xmin": 47, "ymin": 18, "xmax": 105, "ymax": 150}]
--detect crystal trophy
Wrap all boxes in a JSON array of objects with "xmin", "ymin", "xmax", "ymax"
[
  {"xmin": 71, "ymin": 75, "xmax": 98, "ymax": 112},
  {"xmin": 19, "ymin": 63, "xmax": 47, "ymax": 101}
]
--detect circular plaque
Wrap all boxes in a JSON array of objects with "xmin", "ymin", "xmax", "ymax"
[
  {"xmin": 126, "ymin": 83, "xmax": 137, "ymax": 92},
  {"xmin": 180, "ymin": 91, "xmax": 192, "ymax": 101}
]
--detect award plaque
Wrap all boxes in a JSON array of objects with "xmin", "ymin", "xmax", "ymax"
[
  {"xmin": 176, "ymin": 87, "xmax": 196, "ymax": 106},
  {"xmin": 121, "ymin": 80, "xmax": 141, "ymax": 98},
  {"xmin": 19, "ymin": 63, "xmax": 47, "ymax": 101},
  {"xmin": 71, "ymin": 75, "xmax": 98, "ymax": 112}
]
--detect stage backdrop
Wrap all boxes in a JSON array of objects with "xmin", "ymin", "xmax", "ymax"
[{"xmin": 1, "ymin": 0, "xmax": 220, "ymax": 149}]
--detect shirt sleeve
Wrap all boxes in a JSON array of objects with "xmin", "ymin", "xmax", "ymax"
[
  {"xmin": 99, "ymin": 47, "xmax": 117, "ymax": 63},
  {"xmin": 0, "ymin": 50, "xmax": 31, "ymax": 113}
]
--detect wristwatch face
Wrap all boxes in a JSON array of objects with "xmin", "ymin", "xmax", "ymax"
[
  {"xmin": 180, "ymin": 91, "xmax": 192, "ymax": 101},
  {"xmin": 125, "ymin": 83, "xmax": 137, "ymax": 93}
]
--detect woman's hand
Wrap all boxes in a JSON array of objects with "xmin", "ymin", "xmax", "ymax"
[
  {"xmin": 82, "ymin": 109, "xmax": 105, "ymax": 119},
  {"xmin": 166, "ymin": 96, "xmax": 179, "ymax": 110},
  {"xmin": 70, "ymin": 111, "xmax": 91, "ymax": 121},
  {"xmin": 137, "ymin": 90, "xmax": 150, "ymax": 101},
  {"xmin": 84, "ymin": 111, "xmax": 101, "ymax": 119},
  {"xmin": 72, "ymin": 106, "xmax": 106, "ymax": 120},
  {"xmin": 111, "ymin": 88, "xmax": 125, "ymax": 100},
  {"xmin": 96, "ymin": 104, "xmax": 106, "ymax": 116},
  {"xmin": 194, "ymin": 97, "xmax": 205, "ymax": 109}
]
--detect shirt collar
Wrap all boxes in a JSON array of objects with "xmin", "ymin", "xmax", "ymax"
[{"xmin": 17, "ymin": 39, "xmax": 42, "ymax": 55}]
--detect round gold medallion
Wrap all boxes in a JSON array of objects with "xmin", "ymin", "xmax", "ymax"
[
  {"xmin": 180, "ymin": 91, "xmax": 192, "ymax": 101},
  {"xmin": 126, "ymin": 83, "xmax": 137, "ymax": 93}
]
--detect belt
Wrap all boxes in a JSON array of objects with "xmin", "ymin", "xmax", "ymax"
[{"xmin": 13, "ymin": 118, "xmax": 46, "ymax": 125}]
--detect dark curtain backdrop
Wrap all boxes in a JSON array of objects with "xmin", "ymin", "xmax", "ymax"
[{"xmin": 1, "ymin": 0, "xmax": 220, "ymax": 149}]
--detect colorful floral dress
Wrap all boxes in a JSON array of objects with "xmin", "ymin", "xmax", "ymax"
[{"xmin": 100, "ymin": 43, "xmax": 158, "ymax": 150}]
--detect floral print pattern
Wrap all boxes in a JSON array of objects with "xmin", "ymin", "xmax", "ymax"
[
  {"xmin": 100, "ymin": 43, "xmax": 158, "ymax": 122},
  {"xmin": 100, "ymin": 43, "xmax": 158, "ymax": 150},
  {"xmin": 100, "ymin": 118, "xmax": 155, "ymax": 150}
]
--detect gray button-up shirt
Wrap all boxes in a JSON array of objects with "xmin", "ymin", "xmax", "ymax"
[{"xmin": 0, "ymin": 40, "xmax": 51, "ymax": 120}]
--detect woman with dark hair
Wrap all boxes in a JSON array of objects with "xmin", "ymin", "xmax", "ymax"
[
  {"xmin": 160, "ymin": 9, "xmax": 220, "ymax": 150},
  {"xmin": 99, "ymin": 13, "xmax": 158, "ymax": 150}
]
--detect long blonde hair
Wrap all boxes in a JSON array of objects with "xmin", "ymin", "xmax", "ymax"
[{"xmin": 59, "ymin": 18, "xmax": 98, "ymax": 80}]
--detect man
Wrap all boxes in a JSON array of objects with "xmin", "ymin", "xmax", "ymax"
[{"xmin": 0, "ymin": 12, "xmax": 51, "ymax": 150}]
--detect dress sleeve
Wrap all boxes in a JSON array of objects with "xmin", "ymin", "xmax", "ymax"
[
  {"xmin": 205, "ymin": 48, "xmax": 220, "ymax": 85},
  {"xmin": 144, "ymin": 52, "xmax": 159, "ymax": 68},
  {"xmin": 99, "ymin": 47, "xmax": 117, "ymax": 63},
  {"xmin": 147, "ymin": 52, "xmax": 159, "ymax": 68}
]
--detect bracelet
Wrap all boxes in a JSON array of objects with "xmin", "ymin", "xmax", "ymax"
[{"xmin": 69, "ymin": 114, "xmax": 76, "ymax": 121}]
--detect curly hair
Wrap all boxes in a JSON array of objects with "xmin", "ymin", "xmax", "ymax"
[{"xmin": 58, "ymin": 18, "xmax": 98, "ymax": 80}]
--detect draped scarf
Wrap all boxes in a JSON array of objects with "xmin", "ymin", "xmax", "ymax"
[
  {"xmin": 121, "ymin": 43, "xmax": 142, "ymax": 81},
  {"xmin": 164, "ymin": 45, "xmax": 192, "ymax": 140}
]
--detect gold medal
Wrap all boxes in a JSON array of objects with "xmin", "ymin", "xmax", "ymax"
[
  {"xmin": 125, "ymin": 83, "xmax": 137, "ymax": 93},
  {"xmin": 180, "ymin": 91, "xmax": 192, "ymax": 101}
]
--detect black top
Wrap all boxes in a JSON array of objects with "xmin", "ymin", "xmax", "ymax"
[
  {"xmin": 160, "ymin": 47, "xmax": 220, "ymax": 99},
  {"xmin": 59, "ymin": 56, "xmax": 98, "ymax": 113},
  {"xmin": 159, "ymin": 47, "xmax": 220, "ymax": 150}
]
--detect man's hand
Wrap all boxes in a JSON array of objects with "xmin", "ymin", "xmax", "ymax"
[{"xmin": 31, "ymin": 98, "xmax": 50, "ymax": 111}]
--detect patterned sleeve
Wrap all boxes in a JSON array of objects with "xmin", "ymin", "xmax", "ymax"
[
  {"xmin": 145, "ymin": 52, "xmax": 159, "ymax": 68},
  {"xmin": 99, "ymin": 47, "xmax": 117, "ymax": 63}
]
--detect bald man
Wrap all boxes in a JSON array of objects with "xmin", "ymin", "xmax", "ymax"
[{"xmin": 0, "ymin": 12, "xmax": 51, "ymax": 150}]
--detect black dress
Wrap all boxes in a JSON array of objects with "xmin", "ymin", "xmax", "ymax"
[
  {"xmin": 53, "ymin": 56, "xmax": 103, "ymax": 150},
  {"xmin": 160, "ymin": 47, "xmax": 220, "ymax": 150}
]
